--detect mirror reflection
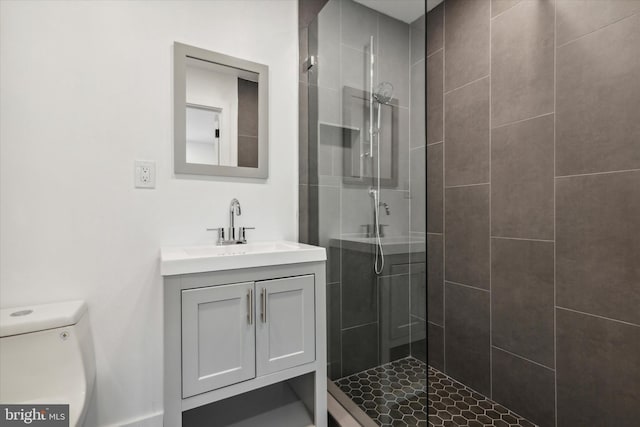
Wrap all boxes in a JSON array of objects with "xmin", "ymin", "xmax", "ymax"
[{"xmin": 185, "ymin": 57, "xmax": 259, "ymax": 168}]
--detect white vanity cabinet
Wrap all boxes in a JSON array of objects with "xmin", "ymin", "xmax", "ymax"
[
  {"xmin": 256, "ymin": 275, "xmax": 316, "ymax": 376},
  {"xmin": 181, "ymin": 275, "xmax": 316, "ymax": 398},
  {"xmin": 181, "ymin": 282, "xmax": 256, "ymax": 398},
  {"xmin": 162, "ymin": 243, "xmax": 326, "ymax": 427}
]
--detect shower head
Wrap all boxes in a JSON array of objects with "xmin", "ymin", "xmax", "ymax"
[{"xmin": 373, "ymin": 82, "xmax": 394, "ymax": 104}]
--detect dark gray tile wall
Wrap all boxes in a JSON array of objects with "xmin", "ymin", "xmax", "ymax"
[
  {"xmin": 444, "ymin": 184, "xmax": 490, "ymax": 290},
  {"xmin": 444, "ymin": 282, "xmax": 491, "ymax": 396},
  {"xmin": 444, "ymin": 77, "xmax": 490, "ymax": 186},
  {"xmin": 491, "ymin": 347, "xmax": 556, "ymax": 427},
  {"xmin": 556, "ymin": 309, "xmax": 640, "ymax": 426},
  {"xmin": 428, "ymin": 1, "xmax": 640, "ymax": 424},
  {"xmin": 556, "ymin": 170, "xmax": 640, "ymax": 325},
  {"xmin": 491, "ymin": 114, "xmax": 554, "ymax": 240},
  {"xmin": 490, "ymin": 0, "xmax": 554, "ymax": 127},
  {"xmin": 444, "ymin": 0, "xmax": 490, "ymax": 92},
  {"xmin": 556, "ymin": 13, "xmax": 640, "ymax": 176},
  {"xmin": 491, "ymin": 238, "xmax": 554, "ymax": 368}
]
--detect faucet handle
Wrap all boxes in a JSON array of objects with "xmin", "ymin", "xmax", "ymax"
[
  {"xmin": 206, "ymin": 227, "xmax": 225, "ymax": 243},
  {"xmin": 239, "ymin": 227, "xmax": 255, "ymax": 241}
]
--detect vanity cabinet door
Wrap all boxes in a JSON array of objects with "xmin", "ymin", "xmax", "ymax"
[
  {"xmin": 181, "ymin": 282, "xmax": 255, "ymax": 398},
  {"xmin": 255, "ymin": 275, "xmax": 315, "ymax": 376}
]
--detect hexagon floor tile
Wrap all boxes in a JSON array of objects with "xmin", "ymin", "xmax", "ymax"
[
  {"xmin": 428, "ymin": 366, "xmax": 537, "ymax": 427},
  {"xmin": 336, "ymin": 357, "xmax": 427, "ymax": 427},
  {"xmin": 335, "ymin": 357, "xmax": 538, "ymax": 426}
]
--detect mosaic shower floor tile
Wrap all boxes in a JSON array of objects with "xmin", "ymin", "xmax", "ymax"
[
  {"xmin": 336, "ymin": 357, "xmax": 427, "ymax": 426},
  {"xmin": 335, "ymin": 357, "xmax": 539, "ymax": 426},
  {"xmin": 428, "ymin": 366, "xmax": 537, "ymax": 427}
]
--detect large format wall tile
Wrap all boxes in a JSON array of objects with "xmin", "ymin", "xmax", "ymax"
[
  {"xmin": 556, "ymin": 170, "xmax": 640, "ymax": 325},
  {"xmin": 378, "ymin": 13, "xmax": 410, "ymax": 108},
  {"xmin": 445, "ymin": 282, "xmax": 491, "ymax": 396},
  {"xmin": 340, "ymin": 0, "xmax": 377, "ymax": 51},
  {"xmin": 557, "ymin": 309, "xmax": 640, "ymax": 426},
  {"xmin": 342, "ymin": 322, "xmax": 379, "ymax": 377},
  {"xmin": 492, "ymin": 348, "xmax": 556, "ymax": 427},
  {"xmin": 491, "ymin": 114, "xmax": 554, "ymax": 240},
  {"xmin": 492, "ymin": 238, "xmax": 555, "ymax": 367},
  {"xmin": 427, "ymin": 233, "xmax": 444, "ymax": 325},
  {"xmin": 445, "ymin": 185, "xmax": 490, "ymax": 289},
  {"xmin": 425, "ymin": 4, "xmax": 442, "ymax": 57},
  {"xmin": 491, "ymin": 0, "xmax": 554, "ymax": 127},
  {"xmin": 411, "ymin": 146, "xmax": 426, "ymax": 233},
  {"xmin": 412, "ymin": 14, "xmax": 426, "ymax": 66},
  {"xmin": 412, "ymin": 60, "xmax": 427, "ymax": 148},
  {"xmin": 426, "ymin": 51, "xmax": 443, "ymax": 145},
  {"xmin": 445, "ymin": 78, "xmax": 490, "ymax": 186},
  {"xmin": 426, "ymin": 144, "xmax": 443, "ymax": 233},
  {"xmin": 341, "ymin": 248, "xmax": 377, "ymax": 328},
  {"xmin": 428, "ymin": 322, "xmax": 444, "ymax": 370},
  {"xmin": 444, "ymin": 0, "xmax": 490, "ymax": 91},
  {"xmin": 556, "ymin": 0, "xmax": 640, "ymax": 46},
  {"xmin": 556, "ymin": 14, "xmax": 640, "ymax": 176}
]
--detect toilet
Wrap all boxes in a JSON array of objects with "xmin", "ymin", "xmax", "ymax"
[{"xmin": 0, "ymin": 300, "xmax": 96, "ymax": 427}]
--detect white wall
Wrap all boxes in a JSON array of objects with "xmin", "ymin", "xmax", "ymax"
[{"xmin": 0, "ymin": 1, "xmax": 298, "ymax": 426}]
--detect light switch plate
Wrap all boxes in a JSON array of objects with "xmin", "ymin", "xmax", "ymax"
[{"xmin": 135, "ymin": 160, "xmax": 156, "ymax": 189}]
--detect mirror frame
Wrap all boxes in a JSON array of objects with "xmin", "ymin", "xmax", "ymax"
[{"xmin": 174, "ymin": 42, "xmax": 269, "ymax": 178}]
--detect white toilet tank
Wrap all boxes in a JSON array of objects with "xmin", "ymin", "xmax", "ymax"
[{"xmin": 0, "ymin": 301, "xmax": 96, "ymax": 427}]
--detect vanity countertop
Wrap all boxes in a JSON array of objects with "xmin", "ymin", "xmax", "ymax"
[{"xmin": 161, "ymin": 240, "xmax": 326, "ymax": 276}]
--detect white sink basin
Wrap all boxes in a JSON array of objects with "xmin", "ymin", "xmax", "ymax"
[{"xmin": 161, "ymin": 241, "xmax": 326, "ymax": 276}]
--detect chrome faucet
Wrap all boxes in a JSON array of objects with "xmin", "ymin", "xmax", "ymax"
[
  {"xmin": 362, "ymin": 190, "xmax": 390, "ymax": 238},
  {"xmin": 229, "ymin": 198, "xmax": 241, "ymax": 240},
  {"xmin": 207, "ymin": 198, "xmax": 255, "ymax": 245}
]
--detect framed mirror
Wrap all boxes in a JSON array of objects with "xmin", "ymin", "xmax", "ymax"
[{"xmin": 174, "ymin": 42, "xmax": 269, "ymax": 178}]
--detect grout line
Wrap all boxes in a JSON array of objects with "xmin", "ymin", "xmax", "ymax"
[
  {"xmin": 427, "ymin": 232, "xmax": 444, "ymax": 236},
  {"xmin": 426, "ymin": 47, "xmax": 443, "ymax": 59},
  {"xmin": 490, "ymin": 0, "xmax": 524, "ymax": 21},
  {"xmin": 446, "ymin": 280, "xmax": 490, "ymax": 293},
  {"xmin": 556, "ymin": 10, "xmax": 640, "ymax": 49},
  {"xmin": 427, "ymin": 140, "xmax": 443, "ymax": 146},
  {"xmin": 442, "ymin": 0, "xmax": 447, "ymax": 373},
  {"xmin": 445, "ymin": 182, "xmax": 490, "ymax": 189},
  {"xmin": 428, "ymin": 320, "xmax": 444, "ymax": 328},
  {"xmin": 555, "ymin": 167, "xmax": 640, "ymax": 180},
  {"xmin": 492, "ymin": 111, "xmax": 554, "ymax": 130},
  {"xmin": 338, "ymin": 0, "xmax": 344, "ymax": 380},
  {"xmin": 555, "ymin": 306, "xmax": 640, "ymax": 329},
  {"xmin": 491, "ymin": 235, "xmax": 554, "ymax": 243},
  {"xmin": 444, "ymin": 74, "xmax": 490, "ymax": 96},
  {"xmin": 488, "ymin": 0, "xmax": 493, "ymax": 399},
  {"xmin": 492, "ymin": 345, "xmax": 555, "ymax": 372},
  {"xmin": 553, "ymin": 1, "xmax": 558, "ymax": 425},
  {"xmin": 411, "ymin": 145, "xmax": 427, "ymax": 152},
  {"xmin": 340, "ymin": 321, "xmax": 378, "ymax": 332}
]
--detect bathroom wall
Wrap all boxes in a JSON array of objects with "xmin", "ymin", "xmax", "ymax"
[
  {"xmin": 0, "ymin": 1, "xmax": 297, "ymax": 426},
  {"xmin": 427, "ymin": 0, "xmax": 640, "ymax": 426}
]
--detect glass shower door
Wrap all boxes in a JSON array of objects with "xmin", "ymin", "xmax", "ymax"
[{"xmin": 307, "ymin": 0, "xmax": 426, "ymax": 425}]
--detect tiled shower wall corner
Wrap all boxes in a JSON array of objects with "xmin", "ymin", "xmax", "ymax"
[
  {"xmin": 299, "ymin": 0, "xmax": 427, "ymax": 380},
  {"xmin": 426, "ymin": 0, "xmax": 640, "ymax": 426}
]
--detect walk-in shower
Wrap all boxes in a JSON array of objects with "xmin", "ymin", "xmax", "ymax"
[{"xmin": 303, "ymin": 0, "xmax": 427, "ymax": 425}]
